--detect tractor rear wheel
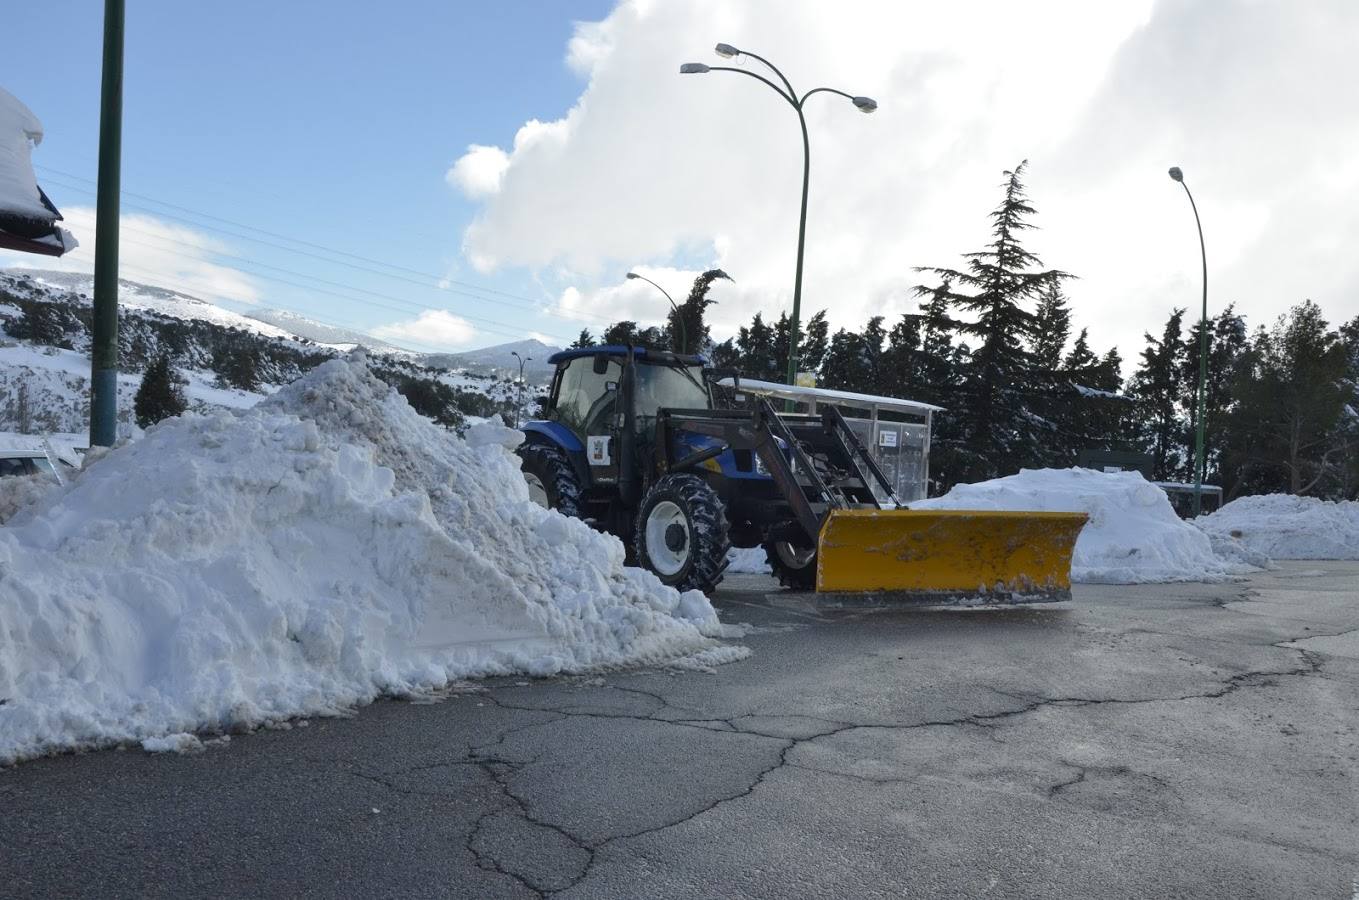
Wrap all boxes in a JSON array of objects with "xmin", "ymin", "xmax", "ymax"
[
  {"xmin": 764, "ymin": 540, "xmax": 817, "ymax": 590},
  {"xmin": 634, "ymin": 474, "xmax": 730, "ymax": 593},
  {"xmin": 517, "ymin": 443, "xmax": 583, "ymax": 519}
]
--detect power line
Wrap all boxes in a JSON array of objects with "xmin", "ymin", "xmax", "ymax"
[
  {"xmin": 36, "ymin": 164, "xmax": 594, "ymax": 316},
  {"xmin": 90, "ymin": 259, "xmax": 502, "ymax": 355},
  {"xmin": 34, "ymin": 178, "xmax": 585, "ymax": 343}
]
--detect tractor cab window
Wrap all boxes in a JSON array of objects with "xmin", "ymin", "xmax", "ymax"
[
  {"xmin": 553, "ymin": 355, "xmax": 622, "ymax": 437},
  {"xmin": 634, "ymin": 363, "xmax": 711, "ymax": 432}
]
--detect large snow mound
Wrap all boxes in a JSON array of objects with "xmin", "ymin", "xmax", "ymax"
[
  {"xmin": 1197, "ymin": 494, "xmax": 1359, "ymax": 560},
  {"xmin": 0, "ymin": 354, "xmax": 741, "ymax": 765},
  {"xmin": 913, "ymin": 468, "xmax": 1254, "ymax": 584}
]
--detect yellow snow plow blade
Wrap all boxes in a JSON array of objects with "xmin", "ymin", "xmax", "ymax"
[{"xmin": 815, "ymin": 509, "xmax": 1089, "ymax": 596}]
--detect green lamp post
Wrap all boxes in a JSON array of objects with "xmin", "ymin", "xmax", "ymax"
[{"xmin": 681, "ymin": 44, "xmax": 875, "ymax": 387}]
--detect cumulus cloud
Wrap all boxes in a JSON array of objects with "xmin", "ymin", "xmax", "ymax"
[
  {"xmin": 0, "ymin": 206, "xmax": 260, "ymax": 305},
  {"xmin": 372, "ymin": 309, "xmax": 477, "ymax": 349},
  {"xmin": 446, "ymin": 145, "xmax": 511, "ymax": 198},
  {"xmin": 451, "ymin": 0, "xmax": 1359, "ymax": 357}
]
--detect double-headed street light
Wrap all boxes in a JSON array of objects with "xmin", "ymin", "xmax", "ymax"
[
  {"xmin": 1168, "ymin": 166, "xmax": 1209, "ymax": 516},
  {"xmin": 626, "ymin": 272, "xmax": 686, "ymax": 353},
  {"xmin": 682, "ymin": 43, "xmax": 876, "ymax": 387},
  {"xmin": 510, "ymin": 350, "xmax": 531, "ymax": 428}
]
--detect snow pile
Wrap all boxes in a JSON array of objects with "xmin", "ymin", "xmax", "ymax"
[
  {"xmin": 1197, "ymin": 494, "xmax": 1359, "ymax": 560},
  {"xmin": 0, "ymin": 354, "xmax": 741, "ymax": 765},
  {"xmin": 913, "ymin": 468, "xmax": 1255, "ymax": 584},
  {"xmin": 726, "ymin": 547, "xmax": 772, "ymax": 575}
]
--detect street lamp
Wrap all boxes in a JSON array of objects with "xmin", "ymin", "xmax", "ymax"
[
  {"xmin": 626, "ymin": 272, "xmax": 686, "ymax": 353},
  {"xmin": 1169, "ymin": 166, "xmax": 1209, "ymax": 516},
  {"xmin": 681, "ymin": 42, "xmax": 876, "ymax": 387},
  {"xmin": 510, "ymin": 351, "xmax": 531, "ymax": 428}
]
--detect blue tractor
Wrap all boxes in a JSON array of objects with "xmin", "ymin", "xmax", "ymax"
[{"xmin": 517, "ymin": 345, "xmax": 902, "ymax": 593}]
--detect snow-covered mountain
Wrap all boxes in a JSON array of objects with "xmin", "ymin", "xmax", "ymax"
[
  {"xmin": 427, "ymin": 338, "xmax": 561, "ymax": 383},
  {"xmin": 243, "ymin": 308, "xmax": 405, "ymax": 354},
  {"xmin": 4, "ymin": 268, "xmax": 299, "ymax": 340}
]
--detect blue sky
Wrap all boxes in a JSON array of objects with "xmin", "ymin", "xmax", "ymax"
[
  {"xmin": 2, "ymin": 0, "xmax": 615, "ymax": 348},
  {"xmin": 5, "ymin": 1, "xmax": 1357, "ymax": 360}
]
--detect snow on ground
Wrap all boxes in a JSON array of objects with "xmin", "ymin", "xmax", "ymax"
[
  {"xmin": 913, "ymin": 467, "xmax": 1257, "ymax": 584},
  {"xmin": 0, "ymin": 353, "xmax": 743, "ymax": 765},
  {"xmin": 726, "ymin": 547, "xmax": 772, "ymax": 575},
  {"xmin": 1197, "ymin": 494, "xmax": 1359, "ymax": 560},
  {"xmin": 0, "ymin": 340, "xmax": 267, "ymax": 435}
]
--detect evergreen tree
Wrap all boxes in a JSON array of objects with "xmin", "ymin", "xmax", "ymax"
[
  {"xmin": 134, "ymin": 354, "xmax": 188, "ymax": 429},
  {"xmin": 1130, "ymin": 309, "xmax": 1187, "ymax": 480},
  {"xmin": 668, "ymin": 269, "xmax": 731, "ymax": 354},
  {"xmin": 569, "ymin": 329, "xmax": 595, "ymax": 349},
  {"xmin": 914, "ymin": 161, "xmax": 1072, "ymax": 482},
  {"xmin": 735, "ymin": 312, "xmax": 777, "ymax": 380},
  {"xmin": 601, "ymin": 320, "xmax": 666, "ymax": 348},
  {"xmin": 1221, "ymin": 301, "xmax": 1354, "ymax": 497},
  {"xmin": 818, "ymin": 328, "xmax": 874, "ymax": 391},
  {"xmin": 1062, "ymin": 328, "xmax": 1097, "ymax": 374},
  {"xmin": 219, "ymin": 349, "xmax": 260, "ymax": 392},
  {"xmin": 1030, "ymin": 283, "xmax": 1072, "ymax": 373},
  {"xmin": 800, "ymin": 310, "xmax": 830, "ymax": 374}
]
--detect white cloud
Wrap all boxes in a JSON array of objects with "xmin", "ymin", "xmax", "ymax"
[
  {"xmin": 372, "ymin": 309, "xmax": 477, "ymax": 349},
  {"xmin": 447, "ymin": 118, "xmax": 571, "ymax": 205},
  {"xmin": 451, "ymin": 0, "xmax": 1359, "ymax": 361},
  {"xmin": 0, "ymin": 206, "xmax": 260, "ymax": 305},
  {"xmin": 446, "ymin": 145, "xmax": 511, "ymax": 198}
]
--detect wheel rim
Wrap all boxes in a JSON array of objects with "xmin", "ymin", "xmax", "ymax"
[
  {"xmin": 645, "ymin": 500, "xmax": 690, "ymax": 577},
  {"xmin": 524, "ymin": 472, "xmax": 550, "ymax": 508},
  {"xmin": 774, "ymin": 541, "xmax": 815, "ymax": 570}
]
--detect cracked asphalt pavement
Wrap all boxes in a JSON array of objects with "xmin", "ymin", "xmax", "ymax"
[{"xmin": 3, "ymin": 561, "xmax": 1358, "ymax": 899}]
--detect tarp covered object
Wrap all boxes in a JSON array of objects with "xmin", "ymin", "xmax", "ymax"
[{"xmin": 0, "ymin": 87, "xmax": 77, "ymax": 257}]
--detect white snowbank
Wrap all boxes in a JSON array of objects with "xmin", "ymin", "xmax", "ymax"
[
  {"xmin": 726, "ymin": 547, "xmax": 772, "ymax": 575},
  {"xmin": 1197, "ymin": 494, "xmax": 1359, "ymax": 560},
  {"xmin": 0, "ymin": 354, "xmax": 743, "ymax": 765},
  {"xmin": 913, "ymin": 468, "xmax": 1255, "ymax": 584}
]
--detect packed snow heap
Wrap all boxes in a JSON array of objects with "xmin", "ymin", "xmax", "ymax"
[
  {"xmin": 0, "ymin": 354, "xmax": 741, "ymax": 765},
  {"xmin": 913, "ymin": 467, "xmax": 1257, "ymax": 584},
  {"xmin": 1197, "ymin": 494, "xmax": 1359, "ymax": 561}
]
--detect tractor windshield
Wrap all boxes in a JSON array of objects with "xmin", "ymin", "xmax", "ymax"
[{"xmin": 634, "ymin": 363, "xmax": 710, "ymax": 429}]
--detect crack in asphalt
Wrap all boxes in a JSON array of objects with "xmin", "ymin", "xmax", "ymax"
[{"xmin": 340, "ymin": 621, "xmax": 1334, "ymax": 897}]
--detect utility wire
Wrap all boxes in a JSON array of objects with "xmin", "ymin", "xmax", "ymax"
[{"xmin": 36, "ymin": 165, "xmax": 594, "ymax": 316}]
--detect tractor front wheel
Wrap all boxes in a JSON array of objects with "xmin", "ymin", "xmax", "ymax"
[
  {"xmin": 635, "ymin": 474, "xmax": 730, "ymax": 594},
  {"xmin": 764, "ymin": 540, "xmax": 817, "ymax": 591},
  {"xmin": 517, "ymin": 443, "xmax": 583, "ymax": 519}
]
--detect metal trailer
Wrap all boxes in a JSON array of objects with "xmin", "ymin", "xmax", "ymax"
[{"xmin": 720, "ymin": 378, "xmax": 940, "ymax": 503}]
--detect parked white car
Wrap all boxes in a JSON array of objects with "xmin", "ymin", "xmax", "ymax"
[{"xmin": 0, "ymin": 449, "xmax": 63, "ymax": 484}]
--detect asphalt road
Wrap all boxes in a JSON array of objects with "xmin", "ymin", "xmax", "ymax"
[{"xmin": 3, "ymin": 562, "xmax": 1358, "ymax": 899}]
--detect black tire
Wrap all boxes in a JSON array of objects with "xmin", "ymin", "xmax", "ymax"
[
  {"xmin": 634, "ymin": 474, "xmax": 731, "ymax": 593},
  {"xmin": 517, "ymin": 442, "xmax": 583, "ymax": 519},
  {"xmin": 763, "ymin": 540, "xmax": 817, "ymax": 590}
]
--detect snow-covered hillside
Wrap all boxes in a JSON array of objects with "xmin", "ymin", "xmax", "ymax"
[
  {"xmin": 8, "ymin": 268, "xmax": 298, "ymax": 340},
  {"xmin": 0, "ymin": 269, "xmax": 545, "ymax": 437}
]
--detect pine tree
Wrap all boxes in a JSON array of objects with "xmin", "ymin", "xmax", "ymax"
[
  {"xmin": 800, "ymin": 310, "xmax": 830, "ymax": 374},
  {"xmin": 569, "ymin": 329, "xmax": 595, "ymax": 349},
  {"xmin": 736, "ymin": 313, "xmax": 777, "ymax": 380},
  {"xmin": 914, "ymin": 161, "xmax": 1072, "ymax": 482},
  {"xmin": 1221, "ymin": 301, "xmax": 1354, "ymax": 497},
  {"xmin": 668, "ymin": 269, "xmax": 731, "ymax": 355},
  {"xmin": 1030, "ymin": 283, "xmax": 1071, "ymax": 373},
  {"xmin": 1130, "ymin": 309, "xmax": 1187, "ymax": 480},
  {"xmin": 134, "ymin": 354, "xmax": 188, "ymax": 429}
]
